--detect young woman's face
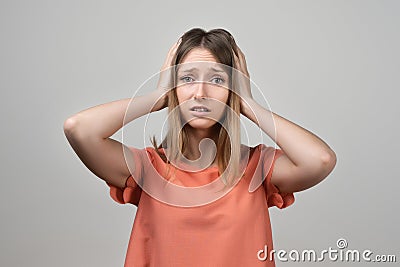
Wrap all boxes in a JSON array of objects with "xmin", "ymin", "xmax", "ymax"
[{"xmin": 175, "ymin": 48, "xmax": 230, "ymax": 131}]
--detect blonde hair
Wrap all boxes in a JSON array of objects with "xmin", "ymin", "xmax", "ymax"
[{"xmin": 151, "ymin": 28, "xmax": 243, "ymax": 191}]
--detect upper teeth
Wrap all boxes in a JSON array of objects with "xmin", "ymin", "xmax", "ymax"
[{"xmin": 193, "ymin": 108, "xmax": 208, "ymax": 112}]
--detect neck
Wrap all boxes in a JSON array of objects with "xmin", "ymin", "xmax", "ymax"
[{"xmin": 183, "ymin": 124, "xmax": 220, "ymax": 165}]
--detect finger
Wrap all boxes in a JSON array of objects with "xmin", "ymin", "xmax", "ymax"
[
  {"xmin": 233, "ymin": 53, "xmax": 239, "ymax": 66},
  {"xmin": 236, "ymin": 48, "xmax": 247, "ymax": 66},
  {"xmin": 172, "ymin": 38, "xmax": 182, "ymax": 51},
  {"xmin": 232, "ymin": 45, "xmax": 239, "ymax": 57},
  {"xmin": 233, "ymin": 46, "xmax": 245, "ymax": 62},
  {"xmin": 232, "ymin": 49, "xmax": 240, "ymax": 67},
  {"xmin": 162, "ymin": 40, "xmax": 181, "ymax": 69},
  {"xmin": 236, "ymin": 45, "xmax": 245, "ymax": 57},
  {"xmin": 237, "ymin": 50, "xmax": 245, "ymax": 62},
  {"xmin": 235, "ymin": 46, "xmax": 249, "ymax": 73},
  {"xmin": 167, "ymin": 42, "xmax": 179, "ymax": 60},
  {"xmin": 234, "ymin": 52, "xmax": 244, "ymax": 71}
]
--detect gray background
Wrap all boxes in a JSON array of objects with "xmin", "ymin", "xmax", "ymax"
[{"xmin": 1, "ymin": 0, "xmax": 399, "ymax": 266}]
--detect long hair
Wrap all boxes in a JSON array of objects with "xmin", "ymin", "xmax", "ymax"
[{"xmin": 151, "ymin": 28, "xmax": 242, "ymax": 190}]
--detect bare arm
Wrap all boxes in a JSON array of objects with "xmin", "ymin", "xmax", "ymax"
[
  {"xmin": 63, "ymin": 39, "xmax": 181, "ymax": 189},
  {"xmin": 233, "ymin": 46, "xmax": 337, "ymax": 193},
  {"xmin": 243, "ymin": 101, "xmax": 337, "ymax": 193},
  {"xmin": 63, "ymin": 92, "xmax": 163, "ymax": 189}
]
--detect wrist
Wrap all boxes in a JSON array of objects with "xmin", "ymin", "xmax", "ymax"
[
  {"xmin": 148, "ymin": 90, "xmax": 167, "ymax": 113},
  {"xmin": 241, "ymin": 97, "xmax": 257, "ymax": 121}
]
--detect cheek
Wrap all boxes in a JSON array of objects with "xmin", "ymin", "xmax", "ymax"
[
  {"xmin": 217, "ymin": 90, "xmax": 230, "ymax": 104},
  {"xmin": 175, "ymin": 88, "xmax": 186, "ymax": 104},
  {"xmin": 211, "ymin": 91, "xmax": 230, "ymax": 115}
]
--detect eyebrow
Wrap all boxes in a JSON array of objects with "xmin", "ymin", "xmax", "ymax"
[{"xmin": 178, "ymin": 67, "xmax": 227, "ymax": 73}]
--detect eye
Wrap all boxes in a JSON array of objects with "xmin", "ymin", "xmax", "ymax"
[
  {"xmin": 180, "ymin": 76, "xmax": 194, "ymax": 83},
  {"xmin": 211, "ymin": 77, "xmax": 225, "ymax": 84}
]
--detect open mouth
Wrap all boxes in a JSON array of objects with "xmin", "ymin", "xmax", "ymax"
[{"xmin": 190, "ymin": 106, "xmax": 211, "ymax": 112}]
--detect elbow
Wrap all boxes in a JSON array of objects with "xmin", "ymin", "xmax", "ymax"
[
  {"xmin": 322, "ymin": 149, "xmax": 336, "ymax": 167},
  {"xmin": 63, "ymin": 117, "xmax": 76, "ymax": 133},
  {"xmin": 293, "ymin": 150, "xmax": 337, "ymax": 192},
  {"xmin": 319, "ymin": 149, "xmax": 337, "ymax": 177},
  {"xmin": 63, "ymin": 115, "xmax": 83, "ymax": 138}
]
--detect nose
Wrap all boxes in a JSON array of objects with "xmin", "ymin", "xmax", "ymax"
[{"xmin": 194, "ymin": 81, "xmax": 207, "ymax": 99}]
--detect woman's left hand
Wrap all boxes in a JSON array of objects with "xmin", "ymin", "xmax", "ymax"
[{"xmin": 232, "ymin": 46, "xmax": 254, "ymax": 116}]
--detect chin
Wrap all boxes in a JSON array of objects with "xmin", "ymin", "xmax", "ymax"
[{"xmin": 187, "ymin": 118, "xmax": 218, "ymax": 130}]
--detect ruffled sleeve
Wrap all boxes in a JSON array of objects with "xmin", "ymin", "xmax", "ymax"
[
  {"xmin": 260, "ymin": 145, "xmax": 295, "ymax": 209},
  {"xmin": 106, "ymin": 175, "xmax": 142, "ymax": 206},
  {"xmin": 105, "ymin": 146, "xmax": 151, "ymax": 207}
]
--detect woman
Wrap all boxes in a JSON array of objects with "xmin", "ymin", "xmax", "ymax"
[{"xmin": 64, "ymin": 28, "xmax": 336, "ymax": 266}]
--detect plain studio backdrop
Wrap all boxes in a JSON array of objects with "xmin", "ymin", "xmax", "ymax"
[{"xmin": 0, "ymin": 0, "xmax": 398, "ymax": 266}]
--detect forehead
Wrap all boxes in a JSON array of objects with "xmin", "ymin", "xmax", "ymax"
[
  {"xmin": 178, "ymin": 48, "xmax": 229, "ymax": 75},
  {"xmin": 176, "ymin": 63, "xmax": 227, "ymax": 75},
  {"xmin": 181, "ymin": 48, "xmax": 218, "ymax": 63}
]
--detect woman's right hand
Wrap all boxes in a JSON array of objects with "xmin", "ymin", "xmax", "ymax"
[{"xmin": 152, "ymin": 38, "xmax": 182, "ymax": 112}]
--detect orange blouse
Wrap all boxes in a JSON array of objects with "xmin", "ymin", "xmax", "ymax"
[{"xmin": 106, "ymin": 144, "xmax": 295, "ymax": 266}]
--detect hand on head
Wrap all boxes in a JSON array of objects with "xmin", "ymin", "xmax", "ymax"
[
  {"xmin": 232, "ymin": 45, "xmax": 253, "ymax": 114},
  {"xmin": 153, "ymin": 38, "xmax": 182, "ymax": 112}
]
